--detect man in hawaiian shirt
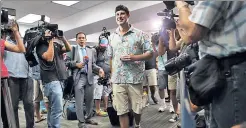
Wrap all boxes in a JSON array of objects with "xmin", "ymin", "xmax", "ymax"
[{"xmin": 108, "ymin": 5, "xmax": 154, "ymax": 128}]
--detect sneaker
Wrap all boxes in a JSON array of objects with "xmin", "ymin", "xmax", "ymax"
[
  {"xmin": 96, "ymin": 110, "xmax": 108, "ymax": 117},
  {"xmin": 135, "ymin": 124, "xmax": 141, "ymax": 128},
  {"xmin": 158, "ymin": 105, "xmax": 167, "ymax": 112},
  {"xmin": 169, "ymin": 114, "xmax": 179, "ymax": 123},
  {"xmin": 169, "ymin": 106, "xmax": 175, "ymax": 113}
]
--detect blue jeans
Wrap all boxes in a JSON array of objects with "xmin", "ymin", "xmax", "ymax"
[
  {"xmin": 43, "ymin": 81, "xmax": 63, "ymax": 128},
  {"xmin": 210, "ymin": 61, "xmax": 246, "ymax": 128}
]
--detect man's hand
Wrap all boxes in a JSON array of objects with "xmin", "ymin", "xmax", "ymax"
[
  {"xmin": 58, "ymin": 36, "xmax": 66, "ymax": 42},
  {"xmin": 120, "ymin": 55, "xmax": 136, "ymax": 62},
  {"xmin": 10, "ymin": 20, "xmax": 18, "ymax": 32},
  {"xmin": 76, "ymin": 63, "xmax": 85, "ymax": 69},
  {"xmin": 175, "ymin": 1, "xmax": 189, "ymax": 9},
  {"xmin": 99, "ymin": 68, "xmax": 105, "ymax": 78},
  {"xmin": 166, "ymin": 29, "xmax": 175, "ymax": 37}
]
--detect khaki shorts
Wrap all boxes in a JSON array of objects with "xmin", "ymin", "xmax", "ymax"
[
  {"xmin": 33, "ymin": 80, "xmax": 48, "ymax": 103},
  {"xmin": 112, "ymin": 84, "xmax": 143, "ymax": 115},
  {"xmin": 168, "ymin": 74, "xmax": 177, "ymax": 90},
  {"xmin": 143, "ymin": 69, "xmax": 157, "ymax": 86}
]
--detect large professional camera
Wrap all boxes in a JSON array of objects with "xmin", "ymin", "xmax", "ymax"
[
  {"xmin": 165, "ymin": 43, "xmax": 199, "ymax": 75},
  {"xmin": 24, "ymin": 15, "xmax": 64, "ymax": 67},
  {"xmin": 97, "ymin": 77, "xmax": 109, "ymax": 86},
  {"xmin": 1, "ymin": 8, "xmax": 16, "ymax": 35},
  {"xmin": 157, "ymin": 1, "xmax": 194, "ymax": 31}
]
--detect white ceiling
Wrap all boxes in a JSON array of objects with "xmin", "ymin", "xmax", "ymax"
[{"xmin": 2, "ymin": 1, "xmax": 180, "ymax": 45}]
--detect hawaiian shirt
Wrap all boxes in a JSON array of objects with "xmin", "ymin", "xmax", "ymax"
[{"xmin": 108, "ymin": 26, "xmax": 153, "ymax": 84}]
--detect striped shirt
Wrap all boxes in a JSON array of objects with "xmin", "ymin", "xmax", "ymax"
[{"xmin": 189, "ymin": 1, "xmax": 246, "ymax": 58}]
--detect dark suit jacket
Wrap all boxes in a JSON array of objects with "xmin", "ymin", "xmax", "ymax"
[{"xmin": 66, "ymin": 45, "xmax": 101, "ymax": 85}]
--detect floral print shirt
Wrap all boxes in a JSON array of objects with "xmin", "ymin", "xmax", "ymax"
[{"xmin": 108, "ymin": 26, "xmax": 153, "ymax": 84}]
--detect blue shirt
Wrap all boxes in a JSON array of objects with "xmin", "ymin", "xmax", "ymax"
[
  {"xmin": 78, "ymin": 45, "xmax": 87, "ymax": 73},
  {"xmin": 158, "ymin": 54, "xmax": 167, "ymax": 71},
  {"xmin": 4, "ymin": 36, "xmax": 29, "ymax": 78}
]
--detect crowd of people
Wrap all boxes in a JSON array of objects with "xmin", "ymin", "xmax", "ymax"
[{"xmin": 1, "ymin": 1, "xmax": 246, "ymax": 128}]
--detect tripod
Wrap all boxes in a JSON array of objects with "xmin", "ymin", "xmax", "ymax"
[{"xmin": 1, "ymin": 78, "xmax": 17, "ymax": 128}]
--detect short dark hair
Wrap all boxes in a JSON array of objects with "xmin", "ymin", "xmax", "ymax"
[
  {"xmin": 115, "ymin": 5, "xmax": 129, "ymax": 15},
  {"xmin": 76, "ymin": 32, "xmax": 86, "ymax": 39}
]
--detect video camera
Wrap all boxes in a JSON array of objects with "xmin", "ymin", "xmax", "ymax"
[
  {"xmin": 157, "ymin": 1, "xmax": 194, "ymax": 31},
  {"xmin": 1, "ymin": 7, "xmax": 16, "ymax": 35},
  {"xmin": 97, "ymin": 77, "xmax": 109, "ymax": 86},
  {"xmin": 24, "ymin": 15, "xmax": 63, "ymax": 67}
]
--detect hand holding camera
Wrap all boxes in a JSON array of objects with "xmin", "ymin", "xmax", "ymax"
[{"xmin": 10, "ymin": 20, "xmax": 18, "ymax": 32}]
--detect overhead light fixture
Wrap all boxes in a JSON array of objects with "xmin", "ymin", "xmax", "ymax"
[
  {"xmin": 17, "ymin": 14, "xmax": 41, "ymax": 23},
  {"xmin": 52, "ymin": 1, "xmax": 79, "ymax": 6},
  {"xmin": 69, "ymin": 38, "xmax": 76, "ymax": 41},
  {"xmin": 17, "ymin": 14, "xmax": 50, "ymax": 23}
]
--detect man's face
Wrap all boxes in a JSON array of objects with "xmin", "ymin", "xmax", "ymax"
[
  {"xmin": 115, "ymin": 10, "xmax": 129, "ymax": 25},
  {"xmin": 76, "ymin": 33, "xmax": 87, "ymax": 47}
]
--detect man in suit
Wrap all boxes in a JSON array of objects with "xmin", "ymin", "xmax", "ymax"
[{"xmin": 66, "ymin": 32, "xmax": 105, "ymax": 128}]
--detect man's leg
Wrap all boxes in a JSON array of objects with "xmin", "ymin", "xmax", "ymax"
[
  {"xmin": 33, "ymin": 80, "xmax": 43, "ymax": 122},
  {"xmin": 112, "ymin": 84, "xmax": 130, "ymax": 128},
  {"xmin": 39, "ymin": 80, "xmax": 49, "ymax": 111},
  {"xmin": 85, "ymin": 83, "xmax": 98, "ymax": 125},
  {"xmin": 21, "ymin": 78, "xmax": 34, "ymax": 128},
  {"xmin": 1, "ymin": 86, "xmax": 8, "ymax": 128},
  {"xmin": 8, "ymin": 77, "xmax": 20, "ymax": 128},
  {"xmin": 148, "ymin": 69, "xmax": 158, "ymax": 104},
  {"xmin": 158, "ymin": 70, "xmax": 168, "ymax": 112},
  {"xmin": 128, "ymin": 84, "xmax": 143, "ymax": 127},
  {"xmin": 74, "ymin": 74, "xmax": 87, "ymax": 127},
  {"xmin": 168, "ymin": 75, "xmax": 179, "ymax": 123},
  {"xmin": 93, "ymin": 77, "xmax": 107, "ymax": 117},
  {"xmin": 44, "ymin": 81, "xmax": 63, "ymax": 128}
]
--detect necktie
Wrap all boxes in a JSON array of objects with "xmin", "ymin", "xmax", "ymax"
[{"xmin": 81, "ymin": 48, "xmax": 88, "ymax": 73}]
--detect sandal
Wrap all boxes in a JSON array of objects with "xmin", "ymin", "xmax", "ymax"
[{"xmin": 35, "ymin": 117, "xmax": 46, "ymax": 123}]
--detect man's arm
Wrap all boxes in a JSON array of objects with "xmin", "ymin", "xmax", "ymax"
[
  {"xmin": 60, "ymin": 36, "xmax": 72, "ymax": 53},
  {"xmin": 4, "ymin": 22, "xmax": 25, "ymax": 53},
  {"xmin": 92, "ymin": 48, "xmax": 105, "ymax": 77},
  {"xmin": 175, "ymin": 1, "xmax": 211, "ymax": 44},
  {"xmin": 158, "ymin": 36, "xmax": 167, "ymax": 56},
  {"xmin": 168, "ymin": 29, "xmax": 182, "ymax": 52},
  {"xmin": 40, "ymin": 39, "xmax": 55, "ymax": 62}
]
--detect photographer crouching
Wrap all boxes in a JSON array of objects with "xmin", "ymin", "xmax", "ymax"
[
  {"xmin": 175, "ymin": 1, "xmax": 246, "ymax": 128},
  {"xmin": 35, "ymin": 30, "xmax": 72, "ymax": 128}
]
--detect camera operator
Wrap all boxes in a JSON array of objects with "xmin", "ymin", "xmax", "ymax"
[
  {"xmin": 66, "ymin": 32, "xmax": 105, "ymax": 128},
  {"xmin": 175, "ymin": 1, "xmax": 246, "ymax": 127},
  {"xmin": 93, "ymin": 34, "xmax": 112, "ymax": 117},
  {"xmin": 35, "ymin": 29, "xmax": 72, "ymax": 128},
  {"xmin": 3, "ymin": 21, "xmax": 35, "ymax": 128},
  {"xmin": 1, "ymin": 21, "xmax": 26, "ymax": 128},
  {"xmin": 158, "ymin": 30, "xmax": 179, "ymax": 123}
]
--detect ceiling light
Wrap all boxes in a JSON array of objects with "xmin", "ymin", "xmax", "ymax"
[
  {"xmin": 69, "ymin": 38, "xmax": 76, "ymax": 41},
  {"xmin": 17, "ymin": 14, "xmax": 41, "ymax": 23},
  {"xmin": 152, "ymin": 20, "xmax": 162, "ymax": 30},
  {"xmin": 52, "ymin": 1, "xmax": 79, "ymax": 6}
]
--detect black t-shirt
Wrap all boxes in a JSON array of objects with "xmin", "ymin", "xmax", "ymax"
[
  {"xmin": 36, "ymin": 41, "xmax": 67, "ymax": 84},
  {"xmin": 145, "ymin": 53, "xmax": 157, "ymax": 70}
]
